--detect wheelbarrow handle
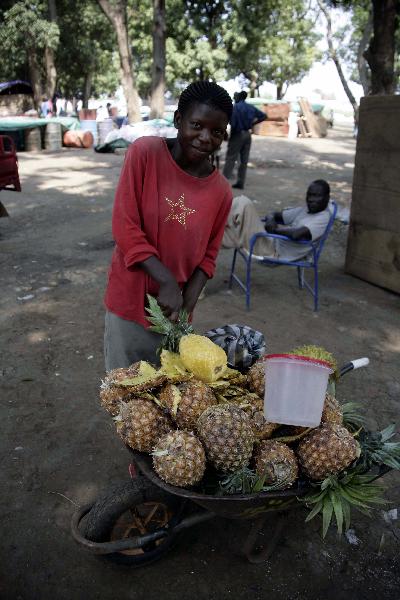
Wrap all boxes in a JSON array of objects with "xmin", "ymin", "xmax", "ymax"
[{"xmin": 339, "ymin": 357, "xmax": 369, "ymax": 378}]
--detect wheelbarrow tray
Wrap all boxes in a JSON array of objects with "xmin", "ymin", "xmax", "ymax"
[{"xmin": 131, "ymin": 449, "xmax": 309, "ymax": 519}]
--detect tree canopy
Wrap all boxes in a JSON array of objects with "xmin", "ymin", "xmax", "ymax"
[{"xmin": 0, "ymin": 0, "xmax": 398, "ymax": 111}]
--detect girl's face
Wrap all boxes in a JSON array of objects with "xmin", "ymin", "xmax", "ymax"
[{"xmin": 174, "ymin": 102, "xmax": 228, "ymax": 164}]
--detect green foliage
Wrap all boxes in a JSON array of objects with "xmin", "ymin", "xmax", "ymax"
[
  {"xmin": 219, "ymin": 466, "xmax": 291, "ymax": 495},
  {"xmin": 0, "ymin": 0, "xmax": 325, "ymax": 103},
  {"xmin": 302, "ymin": 467, "xmax": 387, "ymax": 538},
  {"xmin": 342, "ymin": 402, "xmax": 368, "ymax": 431},
  {"xmin": 357, "ymin": 424, "xmax": 400, "ymax": 471},
  {"xmin": 56, "ymin": 0, "xmax": 118, "ymax": 98},
  {"xmin": 145, "ymin": 294, "xmax": 194, "ymax": 354},
  {"xmin": 0, "ymin": 0, "xmax": 59, "ymax": 80},
  {"xmin": 225, "ymin": 0, "xmax": 320, "ymax": 97}
]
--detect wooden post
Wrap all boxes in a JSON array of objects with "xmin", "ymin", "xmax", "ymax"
[{"xmin": 345, "ymin": 96, "xmax": 400, "ymax": 293}]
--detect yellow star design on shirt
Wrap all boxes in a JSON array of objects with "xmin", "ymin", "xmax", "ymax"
[{"xmin": 164, "ymin": 193, "xmax": 196, "ymax": 228}]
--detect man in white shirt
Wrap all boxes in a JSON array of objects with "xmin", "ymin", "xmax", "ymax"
[{"xmin": 222, "ymin": 179, "xmax": 331, "ymax": 260}]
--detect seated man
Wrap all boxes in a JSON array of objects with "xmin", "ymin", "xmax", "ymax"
[{"xmin": 222, "ymin": 179, "xmax": 331, "ymax": 260}]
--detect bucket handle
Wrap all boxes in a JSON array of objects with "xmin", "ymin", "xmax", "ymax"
[{"xmin": 339, "ymin": 357, "xmax": 369, "ymax": 378}]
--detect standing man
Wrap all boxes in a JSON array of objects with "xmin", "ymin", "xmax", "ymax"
[{"xmin": 223, "ymin": 91, "xmax": 266, "ymax": 190}]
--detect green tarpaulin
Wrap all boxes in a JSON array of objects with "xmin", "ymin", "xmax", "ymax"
[{"xmin": 0, "ymin": 116, "xmax": 80, "ymax": 131}]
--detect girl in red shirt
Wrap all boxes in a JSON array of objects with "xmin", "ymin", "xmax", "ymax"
[{"xmin": 104, "ymin": 82, "xmax": 233, "ymax": 370}]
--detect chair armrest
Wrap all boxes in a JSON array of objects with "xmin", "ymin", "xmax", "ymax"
[
  {"xmin": 253, "ymin": 231, "xmax": 312, "ymax": 244},
  {"xmin": 253, "ymin": 231, "xmax": 292, "ymax": 241}
]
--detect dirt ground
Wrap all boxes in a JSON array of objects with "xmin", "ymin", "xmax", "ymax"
[{"xmin": 1, "ymin": 124, "xmax": 399, "ymax": 600}]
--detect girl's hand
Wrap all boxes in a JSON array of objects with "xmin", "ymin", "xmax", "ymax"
[{"xmin": 157, "ymin": 280, "xmax": 183, "ymax": 321}]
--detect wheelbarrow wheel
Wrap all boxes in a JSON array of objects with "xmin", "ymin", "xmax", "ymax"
[{"xmin": 84, "ymin": 478, "xmax": 182, "ymax": 566}]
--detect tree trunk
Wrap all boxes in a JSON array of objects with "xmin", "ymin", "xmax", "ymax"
[
  {"xmin": 364, "ymin": 0, "xmax": 398, "ymax": 95},
  {"xmin": 276, "ymin": 83, "xmax": 288, "ymax": 100},
  {"xmin": 317, "ymin": 0, "xmax": 358, "ymax": 120},
  {"xmin": 149, "ymin": 0, "xmax": 166, "ymax": 119},
  {"xmin": 44, "ymin": 0, "xmax": 58, "ymax": 99},
  {"xmin": 97, "ymin": 0, "xmax": 141, "ymax": 123},
  {"xmin": 82, "ymin": 69, "xmax": 94, "ymax": 109},
  {"xmin": 244, "ymin": 71, "xmax": 258, "ymax": 98},
  {"xmin": 27, "ymin": 51, "xmax": 43, "ymax": 111},
  {"xmin": 357, "ymin": 9, "xmax": 373, "ymax": 95}
]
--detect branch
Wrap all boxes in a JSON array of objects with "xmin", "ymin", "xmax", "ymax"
[{"xmin": 317, "ymin": 0, "xmax": 358, "ymax": 115}]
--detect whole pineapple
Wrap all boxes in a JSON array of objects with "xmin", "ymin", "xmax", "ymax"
[
  {"xmin": 158, "ymin": 380, "xmax": 217, "ymax": 430},
  {"xmin": 152, "ymin": 430, "xmax": 206, "ymax": 487},
  {"xmin": 296, "ymin": 424, "xmax": 360, "ymax": 481},
  {"xmin": 235, "ymin": 393, "xmax": 279, "ymax": 440},
  {"xmin": 246, "ymin": 359, "xmax": 265, "ymax": 397},
  {"xmin": 116, "ymin": 398, "xmax": 173, "ymax": 453},
  {"xmin": 197, "ymin": 404, "xmax": 254, "ymax": 473},
  {"xmin": 254, "ymin": 440, "xmax": 299, "ymax": 489}
]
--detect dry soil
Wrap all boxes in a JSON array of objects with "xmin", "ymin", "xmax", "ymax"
[{"xmin": 0, "ymin": 124, "xmax": 399, "ymax": 600}]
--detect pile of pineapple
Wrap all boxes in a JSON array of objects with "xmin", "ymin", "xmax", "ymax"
[
  {"xmin": 99, "ymin": 299, "xmax": 400, "ymax": 537},
  {"xmin": 100, "ymin": 329, "xmax": 359, "ymax": 494}
]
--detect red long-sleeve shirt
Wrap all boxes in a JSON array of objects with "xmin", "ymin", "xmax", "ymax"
[{"xmin": 104, "ymin": 136, "xmax": 232, "ymax": 327}]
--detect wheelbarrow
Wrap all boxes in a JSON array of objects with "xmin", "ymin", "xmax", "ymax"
[{"xmin": 71, "ymin": 358, "xmax": 378, "ymax": 566}]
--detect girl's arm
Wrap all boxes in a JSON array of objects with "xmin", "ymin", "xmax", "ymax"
[
  {"xmin": 182, "ymin": 267, "xmax": 208, "ymax": 314},
  {"xmin": 139, "ymin": 256, "xmax": 183, "ymax": 320}
]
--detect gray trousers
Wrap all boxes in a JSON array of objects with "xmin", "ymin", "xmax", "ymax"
[
  {"xmin": 104, "ymin": 311, "xmax": 163, "ymax": 371},
  {"xmin": 223, "ymin": 130, "xmax": 252, "ymax": 187}
]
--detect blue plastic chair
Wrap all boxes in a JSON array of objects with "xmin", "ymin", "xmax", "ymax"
[{"xmin": 229, "ymin": 201, "xmax": 337, "ymax": 311}]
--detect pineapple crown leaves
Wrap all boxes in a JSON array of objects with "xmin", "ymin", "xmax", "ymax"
[
  {"xmin": 342, "ymin": 402, "xmax": 368, "ymax": 432},
  {"xmin": 300, "ymin": 466, "xmax": 387, "ymax": 538},
  {"xmin": 145, "ymin": 294, "xmax": 194, "ymax": 354},
  {"xmin": 290, "ymin": 344, "xmax": 339, "ymax": 380},
  {"xmin": 357, "ymin": 423, "xmax": 400, "ymax": 471},
  {"xmin": 219, "ymin": 467, "xmax": 291, "ymax": 495}
]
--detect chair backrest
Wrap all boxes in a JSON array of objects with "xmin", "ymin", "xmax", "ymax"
[
  {"xmin": 313, "ymin": 201, "xmax": 337, "ymax": 261},
  {"xmin": 0, "ymin": 135, "xmax": 17, "ymax": 156}
]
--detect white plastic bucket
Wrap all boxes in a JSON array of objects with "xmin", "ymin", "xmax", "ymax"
[{"xmin": 264, "ymin": 354, "xmax": 333, "ymax": 427}]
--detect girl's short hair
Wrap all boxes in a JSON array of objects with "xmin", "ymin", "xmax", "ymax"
[{"xmin": 178, "ymin": 81, "xmax": 233, "ymax": 122}]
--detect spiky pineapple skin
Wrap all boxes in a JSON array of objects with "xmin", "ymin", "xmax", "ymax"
[
  {"xmin": 179, "ymin": 334, "xmax": 227, "ymax": 383},
  {"xmin": 153, "ymin": 430, "xmax": 206, "ymax": 487},
  {"xmin": 117, "ymin": 398, "xmax": 173, "ymax": 453},
  {"xmin": 246, "ymin": 359, "xmax": 265, "ymax": 397},
  {"xmin": 296, "ymin": 424, "xmax": 359, "ymax": 481},
  {"xmin": 100, "ymin": 386, "xmax": 133, "ymax": 416},
  {"xmin": 254, "ymin": 440, "xmax": 299, "ymax": 488},
  {"xmin": 197, "ymin": 404, "xmax": 254, "ymax": 473},
  {"xmin": 233, "ymin": 393, "xmax": 279, "ymax": 440},
  {"xmin": 158, "ymin": 380, "xmax": 217, "ymax": 430},
  {"xmin": 321, "ymin": 393, "xmax": 343, "ymax": 425}
]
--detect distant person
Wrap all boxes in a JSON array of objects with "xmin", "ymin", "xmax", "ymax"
[
  {"xmin": 40, "ymin": 97, "xmax": 52, "ymax": 117},
  {"xmin": 106, "ymin": 102, "xmax": 113, "ymax": 117},
  {"xmin": 223, "ymin": 91, "xmax": 266, "ymax": 189},
  {"xmin": 104, "ymin": 81, "xmax": 233, "ymax": 370},
  {"xmin": 222, "ymin": 179, "xmax": 331, "ymax": 260}
]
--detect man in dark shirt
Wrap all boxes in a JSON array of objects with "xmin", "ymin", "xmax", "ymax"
[{"xmin": 223, "ymin": 91, "xmax": 266, "ymax": 189}]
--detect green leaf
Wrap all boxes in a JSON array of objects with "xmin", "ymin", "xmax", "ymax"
[
  {"xmin": 305, "ymin": 500, "xmax": 323, "ymax": 522},
  {"xmin": 341, "ymin": 498, "xmax": 351, "ymax": 531},
  {"xmin": 322, "ymin": 497, "xmax": 334, "ymax": 538},
  {"xmin": 380, "ymin": 424, "xmax": 397, "ymax": 442},
  {"xmin": 329, "ymin": 489, "xmax": 344, "ymax": 534}
]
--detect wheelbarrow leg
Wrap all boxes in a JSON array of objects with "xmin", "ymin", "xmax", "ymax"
[{"xmin": 242, "ymin": 512, "xmax": 287, "ymax": 564}]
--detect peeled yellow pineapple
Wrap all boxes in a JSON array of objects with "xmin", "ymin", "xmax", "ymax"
[{"xmin": 179, "ymin": 334, "xmax": 227, "ymax": 383}]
